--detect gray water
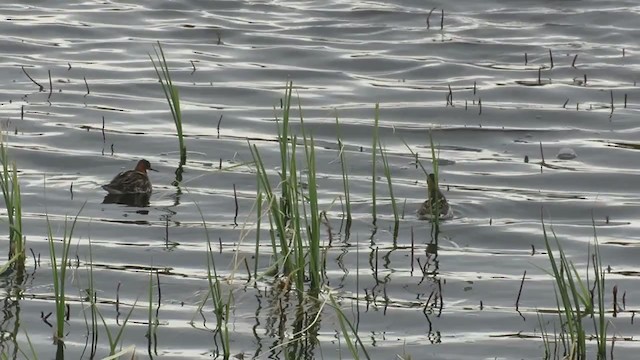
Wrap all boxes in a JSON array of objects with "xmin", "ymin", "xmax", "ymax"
[{"xmin": 1, "ymin": 0, "xmax": 640, "ymax": 359}]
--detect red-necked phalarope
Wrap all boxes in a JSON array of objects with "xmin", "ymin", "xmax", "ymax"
[
  {"xmin": 417, "ymin": 173, "xmax": 452, "ymax": 220},
  {"xmin": 102, "ymin": 159, "xmax": 157, "ymax": 195}
]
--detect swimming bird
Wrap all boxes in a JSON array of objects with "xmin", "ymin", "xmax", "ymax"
[
  {"xmin": 417, "ymin": 173, "xmax": 451, "ymax": 220},
  {"xmin": 102, "ymin": 159, "xmax": 157, "ymax": 195}
]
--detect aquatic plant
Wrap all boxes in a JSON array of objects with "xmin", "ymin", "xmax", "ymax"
[
  {"xmin": 0, "ymin": 140, "xmax": 24, "ymax": 272},
  {"xmin": 378, "ymin": 140, "xmax": 399, "ymax": 237},
  {"xmin": 335, "ymin": 114, "xmax": 352, "ymax": 230},
  {"xmin": 47, "ymin": 204, "xmax": 84, "ymax": 344},
  {"xmin": 150, "ymin": 42, "xmax": 187, "ymax": 171},
  {"xmin": 540, "ymin": 215, "xmax": 609, "ymax": 359},
  {"xmin": 329, "ymin": 293, "xmax": 371, "ymax": 360},
  {"xmin": 249, "ymin": 81, "xmax": 323, "ymax": 293},
  {"xmin": 371, "ymin": 103, "xmax": 380, "ymax": 223}
]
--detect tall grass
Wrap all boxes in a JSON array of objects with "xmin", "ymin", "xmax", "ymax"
[
  {"xmin": 0, "ymin": 141, "xmax": 24, "ymax": 272},
  {"xmin": 378, "ymin": 141, "xmax": 399, "ymax": 237},
  {"xmin": 249, "ymin": 81, "xmax": 323, "ymax": 293},
  {"xmin": 541, "ymin": 215, "xmax": 609, "ymax": 359},
  {"xmin": 194, "ymin": 201, "xmax": 231, "ymax": 358},
  {"xmin": 371, "ymin": 103, "xmax": 380, "ymax": 223},
  {"xmin": 150, "ymin": 42, "xmax": 186, "ymax": 169},
  {"xmin": 329, "ymin": 294, "xmax": 371, "ymax": 360},
  {"xmin": 47, "ymin": 203, "xmax": 85, "ymax": 343},
  {"xmin": 334, "ymin": 114, "xmax": 352, "ymax": 230}
]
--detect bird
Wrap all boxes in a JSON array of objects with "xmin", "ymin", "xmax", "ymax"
[
  {"xmin": 417, "ymin": 173, "xmax": 450, "ymax": 220},
  {"xmin": 102, "ymin": 159, "xmax": 157, "ymax": 195}
]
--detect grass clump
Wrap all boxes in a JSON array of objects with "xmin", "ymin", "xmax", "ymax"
[
  {"xmin": 47, "ymin": 204, "xmax": 85, "ymax": 344},
  {"xmin": 249, "ymin": 81, "xmax": 323, "ymax": 293},
  {"xmin": 150, "ymin": 42, "xmax": 186, "ymax": 172},
  {"xmin": 0, "ymin": 140, "xmax": 24, "ymax": 273},
  {"xmin": 540, "ymin": 215, "xmax": 609, "ymax": 359}
]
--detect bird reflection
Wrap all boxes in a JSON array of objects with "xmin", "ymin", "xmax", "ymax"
[{"xmin": 102, "ymin": 193, "xmax": 150, "ymax": 207}]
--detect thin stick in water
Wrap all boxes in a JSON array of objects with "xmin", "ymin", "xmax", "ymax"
[
  {"xmin": 538, "ymin": 67, "xmax": 542, "ymax": 85},
  {"xmin": 478, "ymin": 98, "xmax": 482, "ymax": 115},
  {"xmin": 624, "ymin": 94, "xmax": 627, "ymax": 108},
  {"xmin": 613, "ymin": 285, "xmax": 618, "ymax": 317},
  {"xmin": 67, "ymin": 62, "xmax": 72, "ymax": 70},
  {"xmin": 515, "ymin": 270, "xmax": 527, "ymax": 311},
  {"xmin": 116, "ymin": 282, "xmax": 121, "ymax": 316},
  {"xmin": 571, "ymin": 54, "xmax": 578, "ymax": 68},
  {"xmin": 539, "ymin": 141, "xmax": 545, "ymax": 169},
  {"xmin": 610, "ymin": 90, "xmax": 615, "ymax": 115},
  {"xmin": 244, "ymin": 257, "xmax": 252, "ymax": 281},
  {"xmin": 426, "ymin": 7, "xmax": 436, "ymax": 29},
  {"xmin": 84, "ymin": 76, "xmax": 90, "ymax": 97},
  {"xmin": 233, "ymin": 184, "xmax": 238, "ymax": 226},
  {"xmin": 102, "ymin": 116, "xmax": 106, "ymax": 143},
  {"xmin": 410, "ymin": 226, "xmax": 415, "ymax": 275},
  {"xmin": 524, "ymin": 52, "xmax": 528, "ymax": 65},
  {"xmin": 440, "ymin": 9, "xmax": 444, "ymax": 30},
  {"xmin": 30, "ymin": 248, "xmax": 37, "ymax": 268},
  {"xmin": 47, "ymin": 70, "xmax": 53, "ymax": 99},
  {"xmin": 165, "ymin": 218, "xmax": 169, "ymax": 245},
  {"xmin": 562, "ymin": 99, "xmax": 569, "ymax": 108},
  {"xmin": 190, "ymin": 60, "xmax": 196, "ymax": 74},
  {"xmin": 548, "ymin": 49, "xmax": 554, "ymax": 69},
  {"xmin": 473, "ymin": 81, "xmax": 476, "ymax": 95},
  {"xmin": 21, "ymin": 66, "xmax": 44, "ymax": 91},
  {"xmin": 217, "ymin": 114, "xmax": 223, "ymax": 138}
]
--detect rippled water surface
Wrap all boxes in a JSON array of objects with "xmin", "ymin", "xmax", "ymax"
[{"xmin": 1, "ymin": 0, "xmax": 640, "ymax": 359}]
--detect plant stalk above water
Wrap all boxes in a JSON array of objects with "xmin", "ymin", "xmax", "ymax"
[
  {"xmin": 150, "ymin": 42, "xmax": 186, "ymax": 172},
  {"xmin": 47, "ymin": 203, "xmax": 85, "ymax": 343},
  {"xmin": 0, "ymin": 141, "xmax": 24, "ymax": 272},
  {"xmin": 249, "ymin": 81, "xmax": 323, "ymax": 293},
  {"xmin": 540, "ymin": 214, "xmax": 609, "ymax": 359}
]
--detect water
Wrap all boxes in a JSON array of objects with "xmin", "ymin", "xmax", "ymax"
[{"xmin": 1, "ymin": 0, "xmax": 640, "ymax": 359}]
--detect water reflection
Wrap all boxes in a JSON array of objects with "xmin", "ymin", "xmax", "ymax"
[{"xmin": 102, "ymin": 193, "xmax": 150, "ymax": 207}]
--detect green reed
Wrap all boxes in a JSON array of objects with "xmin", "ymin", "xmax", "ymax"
[
  {"xmin": 195, "ymin": 201, "xmax": 231, "ymax": 358},
  {"xmin": 378, "ymin": 141, "xmax": 399, "ymax": 235},
  {"xmin": 150, "ymin": 42, "xmax": 186, "ymax": 168},
  {"xmin": 47, "ymin": 204, "xmax": 85, "ymax": 343},
  {"xmin": 249, "ymin": 81, "xmax": 323, "ymax": 293},
  {"xmin": 334, "ymin": 114, "xmax": 352, "ymax": 228},
  {"xmin": 20, "ymin": 330, "xmax": 38, "ymax": 360},
  {"xmin": 76, "ymin": 235, "xmax": 98, "ymax": 358},
  {"xmin": 298, "ymin": 99, "xmax": 322, "ymax": 290},
  {"xmin": 371, "ymin": 103, "xmax": 380, "ymax": 222},
  {"xmin": 206, "ymin": 237, "xmax": 231, "ymax": 358},
  {"xmin": 428, "ymin": 131, "xmax": 442, "ymax": 235},
  {"xmin": 541, "ymin": 215, "xmax": 609, "ymax": 359},
  {"xmin": 0, "ymin": 141, "xmax": 24, "ymax": 272},
  {"xmin": 329, "ymin": 294, "xmax": 371, "ymax": 360},
  {"xmin": 96, "ymin": 295, "xmax": 139, "ymax": 356}
]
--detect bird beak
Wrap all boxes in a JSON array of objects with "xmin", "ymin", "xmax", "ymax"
[{"xmin": 149, "ymin": 168, "xmax": 159, "ymax": 172}]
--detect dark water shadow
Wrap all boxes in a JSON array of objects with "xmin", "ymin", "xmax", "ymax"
[{"xmin": 102, "ymin": 193, "xmax": 151, "ymax": 208}]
